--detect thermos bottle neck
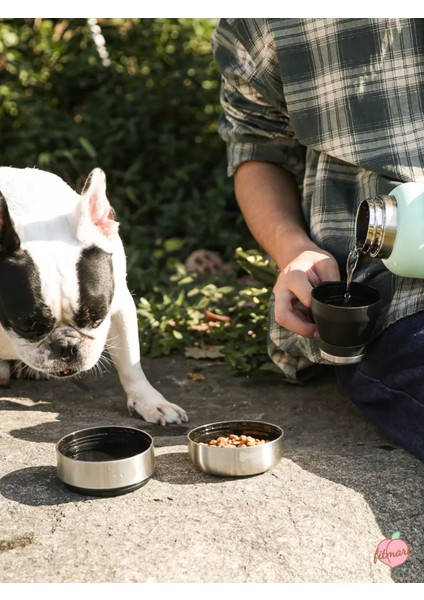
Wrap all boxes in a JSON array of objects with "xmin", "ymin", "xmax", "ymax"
[{"xmin": 355, "ymin": 195, "xmax": 398, "ymax": 258}]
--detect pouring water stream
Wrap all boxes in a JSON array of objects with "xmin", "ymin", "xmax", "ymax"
[{"xmin": 344, "ymin": 245, "xmax": 360, "ymax": 304}]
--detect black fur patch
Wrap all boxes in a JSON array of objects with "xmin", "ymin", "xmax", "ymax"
[
  {"xmin": 0, "ymin": 192, "xmax": 20, "ymax": 253},
  {"xmin": 0, "ymin": 192, "xmax": 55, "ymax": 341},
  {"xmin": 0, "ymin": 249, "xmax": 56, "ymax": 341},
  {"xmin": 74, "ymin": 245, "xmax": 114, "ymax": 329}
]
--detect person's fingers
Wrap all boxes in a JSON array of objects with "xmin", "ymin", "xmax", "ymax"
[
  {"xmin": 313, "ymin": 254, "xmax": 341, "ymax": 282},
  {"xmin": 278, "ymin": 268, "xmax": 313, "ymax": 307},
  {"xmin": 279, "ymin": 252, "xmax": 340, "ymax": 300},
  {"xmin": 274, "ymin": 288, "xmax": 318, "ymax": 338},
  {"xmin": 273, "ymin": 248, "xmax": 341, "ymax": 338}
]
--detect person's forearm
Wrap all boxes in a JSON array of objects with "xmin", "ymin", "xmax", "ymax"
[
  {"xmin": 234, "ymin": 161, "xmax": 315, "ymax": 270},
  {"xmin": 235, "ymin": 160, "xmax": 340, "ymax": 337}
]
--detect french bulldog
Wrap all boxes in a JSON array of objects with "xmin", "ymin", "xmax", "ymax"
[{"xmin": 0, "ymin": 166, "xmax": 188, "ymax": 426}]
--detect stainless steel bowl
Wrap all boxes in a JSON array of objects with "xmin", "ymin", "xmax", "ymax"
[
  {"xmin": 187, "ymin": 420, "xmax": 284, "ymax": 477},
  {"xmin": 56, "ymin": 426, "xmax": 155, "ymax": 496}
]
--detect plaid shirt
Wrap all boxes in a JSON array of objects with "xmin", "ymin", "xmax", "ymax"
[{"xmin": 212, "ymin": 18, "xmax": 424, "ymax": 381}]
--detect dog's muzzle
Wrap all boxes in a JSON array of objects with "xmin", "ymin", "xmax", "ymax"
[
  {"xmin": 49, "ymin": 327, "xmax": 81, "ymax": 359},
  {"xmin": 47, "ymin": 326, "xmax": 84, "ymax": 377}
]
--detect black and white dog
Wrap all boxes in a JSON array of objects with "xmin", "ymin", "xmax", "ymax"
[{"xmin": 0, "ymin": 166, "xmax": 188, "ymax": 425}]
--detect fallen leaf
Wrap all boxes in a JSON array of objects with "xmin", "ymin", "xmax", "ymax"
[
  {"xmin": 204, "ymin": 310, "xmax": 231, "ymax": 323},
  {"xmin": 187, "ymin": 372, "xmax": 206, "ymax": 381}
]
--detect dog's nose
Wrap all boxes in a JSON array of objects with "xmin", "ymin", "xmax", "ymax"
[{"xmin": 50, "ymin": 328, "xmax": 80, "ymax": 359}]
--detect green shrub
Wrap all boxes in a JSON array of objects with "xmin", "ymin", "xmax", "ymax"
[
  {"xmin": 137, "ymin": 248, "xmax": 278, "ymax": 374},
  {"xmin": 0, "ymin": 19, "xmax": 276, "ymax": 374}
]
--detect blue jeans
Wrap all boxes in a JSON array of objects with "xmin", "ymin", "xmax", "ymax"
[{"xmin": 336, "ymin": 311, "xmax": 424, "ymax": 460}]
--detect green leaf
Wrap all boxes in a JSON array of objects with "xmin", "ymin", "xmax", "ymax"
[
  {"xmin": 164, "ymin": 237, "xmax": 185, "ymax": 252},
  {"xmin": 78, "ymin": 136, "xmax": 97, "ymax": 158},
  {"xmin": 235, "ymin": 247, "xmax": 278, "ymax": 286}
]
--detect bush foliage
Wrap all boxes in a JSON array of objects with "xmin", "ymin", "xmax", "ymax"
[{"xmin": 0, "ymin": 18, "xmax": 277, "ymax": 374}]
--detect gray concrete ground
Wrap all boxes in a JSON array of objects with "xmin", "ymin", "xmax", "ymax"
[{"xmin": 0, "ymin": 353, "xmax": 423, "ymax": 583}]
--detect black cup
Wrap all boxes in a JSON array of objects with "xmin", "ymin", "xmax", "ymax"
[{"xmin": 311, "ymin": 281, "xmax": 381, "ymax": 364}]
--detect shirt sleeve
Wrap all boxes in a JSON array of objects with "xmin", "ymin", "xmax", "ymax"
[{"xmin": 211, "ymin": 19, "xmax": 306, "ymax": 181}]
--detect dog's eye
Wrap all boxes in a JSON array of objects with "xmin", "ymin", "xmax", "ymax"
[
  {"xmin": 10, "ymin": 316, "xmax": 54, "ymax": 342},
  {"xmin": 73, "ymin": 306, "xmax": 104, "ymax": 330}
]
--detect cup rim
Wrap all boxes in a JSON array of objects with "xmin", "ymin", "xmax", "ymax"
[{"xmin": 311, "ymin": 281, "xmax": 380, "ymax": 308}]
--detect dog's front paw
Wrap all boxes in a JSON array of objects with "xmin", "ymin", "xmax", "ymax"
[{"xmin": 127, "ymin": 389, "xmax": 188, "ymax": 426}]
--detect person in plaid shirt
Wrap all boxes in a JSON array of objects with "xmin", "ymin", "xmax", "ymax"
[{"xmin": 212, "ymin": 18, "xmax": 424, "ymax": 459}]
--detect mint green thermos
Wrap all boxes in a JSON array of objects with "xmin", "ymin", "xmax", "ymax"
[{"xmin": 355, "ymin": 182, "xmax": 424, "ymax": 277}]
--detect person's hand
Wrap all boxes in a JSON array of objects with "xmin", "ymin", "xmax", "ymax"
[{"xmin": 273, "ymin": 248, "xmax": 340, "ymax": 338}]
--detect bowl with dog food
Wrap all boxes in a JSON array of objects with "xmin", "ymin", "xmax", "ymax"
[
  {"xmin": 187, "ymin": 420, "xmax": 284, "ymax": 477},
  {"xmin": 56, "ymin": 426, "xmax": 155, "ymax": 496}
]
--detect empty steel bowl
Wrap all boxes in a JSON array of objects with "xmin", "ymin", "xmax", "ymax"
[
  {"xmin": 56, "ymin": 426, "xmax": 155, "ymax": 496},
  {"xmin": 187, "ymin": 420, "xmax": 284, "ymax": 477}
]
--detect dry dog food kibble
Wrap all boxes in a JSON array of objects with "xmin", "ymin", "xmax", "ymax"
[{"xmin": 203, "ymin": 434, "xmax": 267, "ymax": 447}]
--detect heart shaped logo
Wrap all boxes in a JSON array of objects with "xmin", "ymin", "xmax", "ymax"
[{"xmin": 374, "ymin": 532, "xmax": 411, "ymax": 567}]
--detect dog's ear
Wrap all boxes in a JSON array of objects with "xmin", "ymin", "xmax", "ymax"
[
  {"xmin": 77, "ymin": 168, "xmax": 119, "ymax": 242},
  {"xmin": 0, "ymin": 191, "xmax": 21, "ymax": 254}
]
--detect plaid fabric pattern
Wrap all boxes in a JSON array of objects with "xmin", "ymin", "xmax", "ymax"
[{"xmin": 212, "ymin": 18, "xmax": 424, "ymax": 381}]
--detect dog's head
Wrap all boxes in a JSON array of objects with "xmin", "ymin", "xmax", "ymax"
[{"xmin": 0, "ymin": 167, "xmax": 120, "ymax": 378}]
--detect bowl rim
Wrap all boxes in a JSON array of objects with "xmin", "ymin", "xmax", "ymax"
[
  {"xmin": 187, "ymin": 419, "xmax": 284, "ymax": 448},
  {"xmin": 56, "ymin": 425, "xmax": 154, "ymax": 465}
]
